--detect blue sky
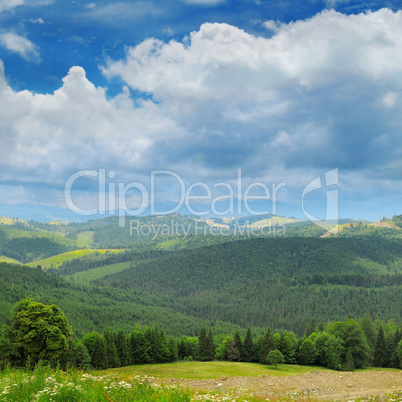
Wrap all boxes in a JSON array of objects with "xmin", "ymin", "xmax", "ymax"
[{"xmin": 0, "ymin": 0, "xmax": 402, "ymax": 220}]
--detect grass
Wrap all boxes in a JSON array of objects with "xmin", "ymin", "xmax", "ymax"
[
  {"xmin": 66, "ymin": 261, "xmax": 132, "ymax": 283},
  {"xmin": 75, "ymin": 231, "xmax": 95, "ymax": 248},
  {"xmin": 0, "ymin": 255, "xmax": 21, "ymax": 264},
  {"xmin": 99, "ymin": 361, "xmax": 332, "ymax": 380},
  {"xmin": 0, "ymin": 365, "xmax": 193, "ymax": 402},
  {"xmin": 0, "ymin": 363, "xmax": 401, "ymax": 401},
  {"xmin": 26, "ymin": 249, "xmax": 125, "ymax": 270}
]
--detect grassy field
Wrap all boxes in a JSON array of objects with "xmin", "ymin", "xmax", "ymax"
[
  {"xmin": 99, "ymin": 361, "xmax": 332, "ymax": 380},
  {"xmin": 0, "ymin": 255, "xmax": 21, "ymax": 264},
  {"xmin": 66, "ymin": 261, "xmax": 132, "ymax": 283},
  {"xmin": 26, "ymin": 249, "xmax": 125, "ymax": 270},
  {"xmin": 75, "ymin": 231, "xmax": 95, "ymax": 248}
]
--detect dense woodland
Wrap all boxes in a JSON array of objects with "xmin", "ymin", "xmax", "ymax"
[
  {"xmin": 0, "ymin": 214, "xmax": 401, "ymax": 373},
  {"xmin": 0, "ymin": 299, "xmax": 401, "ymax": 373}
]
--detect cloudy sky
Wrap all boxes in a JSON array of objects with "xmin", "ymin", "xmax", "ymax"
[{"xmin": 1, "ymin": 0, "xmax": 402, "ymax": 220}]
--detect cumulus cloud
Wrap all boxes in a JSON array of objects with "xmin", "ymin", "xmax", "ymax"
[
  {"xmin": 102, "ymin": 9, "xmax": 402, "ymax": 179},
  {"xmin": 185, "ymin": 0, "xmax": 225, "ymax": 4},
  {"xmin": 0, "ymin": 0, "xmax": 53, "ymax": 12},
  {"xmin": 0, "ymin": 0, "xmax": 25, "ymax": 12},
  {"xmin": 2, "ymin": 8, "xmax": 402, "ymax": 214},
  {"xmin": 0, "ymin": 32, "xmax": 40, "ymax": 61}
]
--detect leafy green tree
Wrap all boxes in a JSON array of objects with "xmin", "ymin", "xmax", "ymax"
[
  {"xmin": 82, "ymin": 332, "xmax": 107, "ymax": 369},
  {"xmin": 266, "ymin": 349, "xmax": 285, "ymax": 368},
  {"xmin": 343, "ymin": 349, "xmax": 355, "ymax": 371},
  {"xmin": 3, "ymin": 299, "xmax": 71, "ymax": 367},
  {"xmin": 359, "ymin": 313, "xmax": 376, "ymax": 351},
  {"xmin": 374, "ymin": 326, "xmax": 386, "ymax": 367},
  {"xmin": 323, "ymin": 335, "xmax": 344, "ymax": 370},
  {"xmin": 60, "ymin": 339, "xmax": 91, "ymax": 370},
  {"xmin": 242, "ymin": 327, "xmax": 254, "ymax": 362},
  {"xmin": 298, "ymin": 339, "xmax": 317, "ymax": 365},
  {"xmin": 279, "ymin": 331, "xmax": 298, "ymax": 364},
  {"xmin": 259, "ymin": 327, "xmax": 275, "ymax": 363},
  {"xmin": 328, "ymin": 319, "xmax": 371, "ymax": 369}
]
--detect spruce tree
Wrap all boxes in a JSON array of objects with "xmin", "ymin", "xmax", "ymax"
[
  {"xmin": 304, "ymin": 318, "xmax": 317, "ymax": 337},
  {"xmin": 390, "ymin": 328, "xmax": 401, "ymax": 368},
  {"xmin": 197, "ymin": 327, "xmax": 209, "ymax": 361},
  {"xmin": 233, "ymin": 329, "xmax": 243, "ymax": 362},
  {"xmin": 92, "ymin": 335, "xmax": 108, "ymax": 369},
  {"xmin": 116, "ymin": 329, "xmax": 129, "ymax": 367},
  {"xmin": 104, "ymin": 330, "xmax": 120, "ymax": 368},
  {"xmin": 158, "ymin": 330, "xmax": 171, "ymax": 363},
  {"xmin": 259, "ymin": 327, "xmax": 275, "ymax": 363},
  {"xmin": 242, "ymin": 327, "xmax": 254, "ymax": 362},
  {"xmin": 360, "ymin": 313, "xmax": 376, "ymax": 351},
  {"xmin": 130, "ymin": 330, "xmax": 150, "ymax": 364},
  {"xmin": 207, "ymin": 329, "xmax": 215, "ymax": 361},
  {"xmin": 374, "ymin": 326, "xmax": 386, "ymax": 367}
]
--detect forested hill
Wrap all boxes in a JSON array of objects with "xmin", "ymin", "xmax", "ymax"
[{"xmin": 89, "ymin": 236, "xmax": 402, "ymax": 334}]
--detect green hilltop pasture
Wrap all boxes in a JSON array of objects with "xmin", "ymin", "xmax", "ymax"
[
  {"xmin": 27, "ymin": 249, "xmax": 125, "ymax": 270},
  {"xmin": 66, "ymin": 261, "xmax": 132, "ymax": 283},
  {"xmin": 0, "ymin": 255, "xmax": 21, "ymax": 264}
]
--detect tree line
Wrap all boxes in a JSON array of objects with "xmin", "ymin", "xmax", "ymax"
[{"xmin": 0, "ymin": 299, "xmax": 401, "ymax": 372}]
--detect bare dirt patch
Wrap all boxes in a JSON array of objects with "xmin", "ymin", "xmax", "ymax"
[{"xmin": 166, "ymin": 370, "xmax": 402, "ymax": 400}]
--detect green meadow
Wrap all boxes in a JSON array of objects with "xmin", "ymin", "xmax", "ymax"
[{"xmin": 27, "ymin": 249, "xmax": 125, "ymax": 270}]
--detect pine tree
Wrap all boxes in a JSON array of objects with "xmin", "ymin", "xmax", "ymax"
[
  {"xmin": 158, "ymin": 330, "xmax": 171, "ymax": 363},
  {"xmin": 259, "ymin": 327, "xmax": 275, "ymax": 363},
  {"xmin": 242, "ymin": 327, "xmax": 254, "ymax": 362},
  {"xmin": 360, "ymin": 313, "xmax": 376, "ymax": 351},
  {"xmin": 168, "ymin": 338, "xmax": 178, "ymax": 362},
  {"xmin": 130, "ymin": 330, "xmax": 150, "ymax": 364},
  {"xmin": 374, "ymin": 326, "xmax": 386, "ymax": 367},
  {"xmin": 225, "ymin": 337, "xmax": 240, "ymax": 362},
  {"xmin": 104, "ymin": 330, "xmax": 120, "ymax": 368},
  {"xmin": 233, "ymin": 329, "xmax": 243, "ymax": 362},
  {"xmin": 390, "ymin": 328, "xmax": 401, "ymax": 368},
  {"xmin": 207, "ymin": 329, "xmax": 215, "ymax": 361},
  {"xmin": 304, "ymin": 318, "xmax": 317, "ymax": 337},
  {"xmin": 93, "ymin": 335, "xmax": 108, "ymax": 369},
  {"xmin": 116, "ymin": 329, "xmax": 129, "ymax": 367},
  {"xmin": 197, "ymin": 327, "xmax": 209, "ymax": 361}
]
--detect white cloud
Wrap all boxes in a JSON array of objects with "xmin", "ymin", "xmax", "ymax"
[
  {"xmin": 0, "ymin": 0, "xmax": 24, "ymax": 12},
  {"xmin": 2, "ymin": 8, "xmax": 402, "ymax": 212},
  {"xmin": 263, "ymin": 20, "xmax": 279, "ymax": 32},
  {"xmin": 0, "ymin": 0, "xmax": 53, "ymax": 12},
  {"xmin": 30, "ymin": 17, "xmax": 45, "ymax": 24},
  {"xmin": 0, "ymin": 32, "xmax": 40, "ymax": 61},
  {"xmin": 185, "ymin": 0, "xmax": 225, "ymax": 4}
]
